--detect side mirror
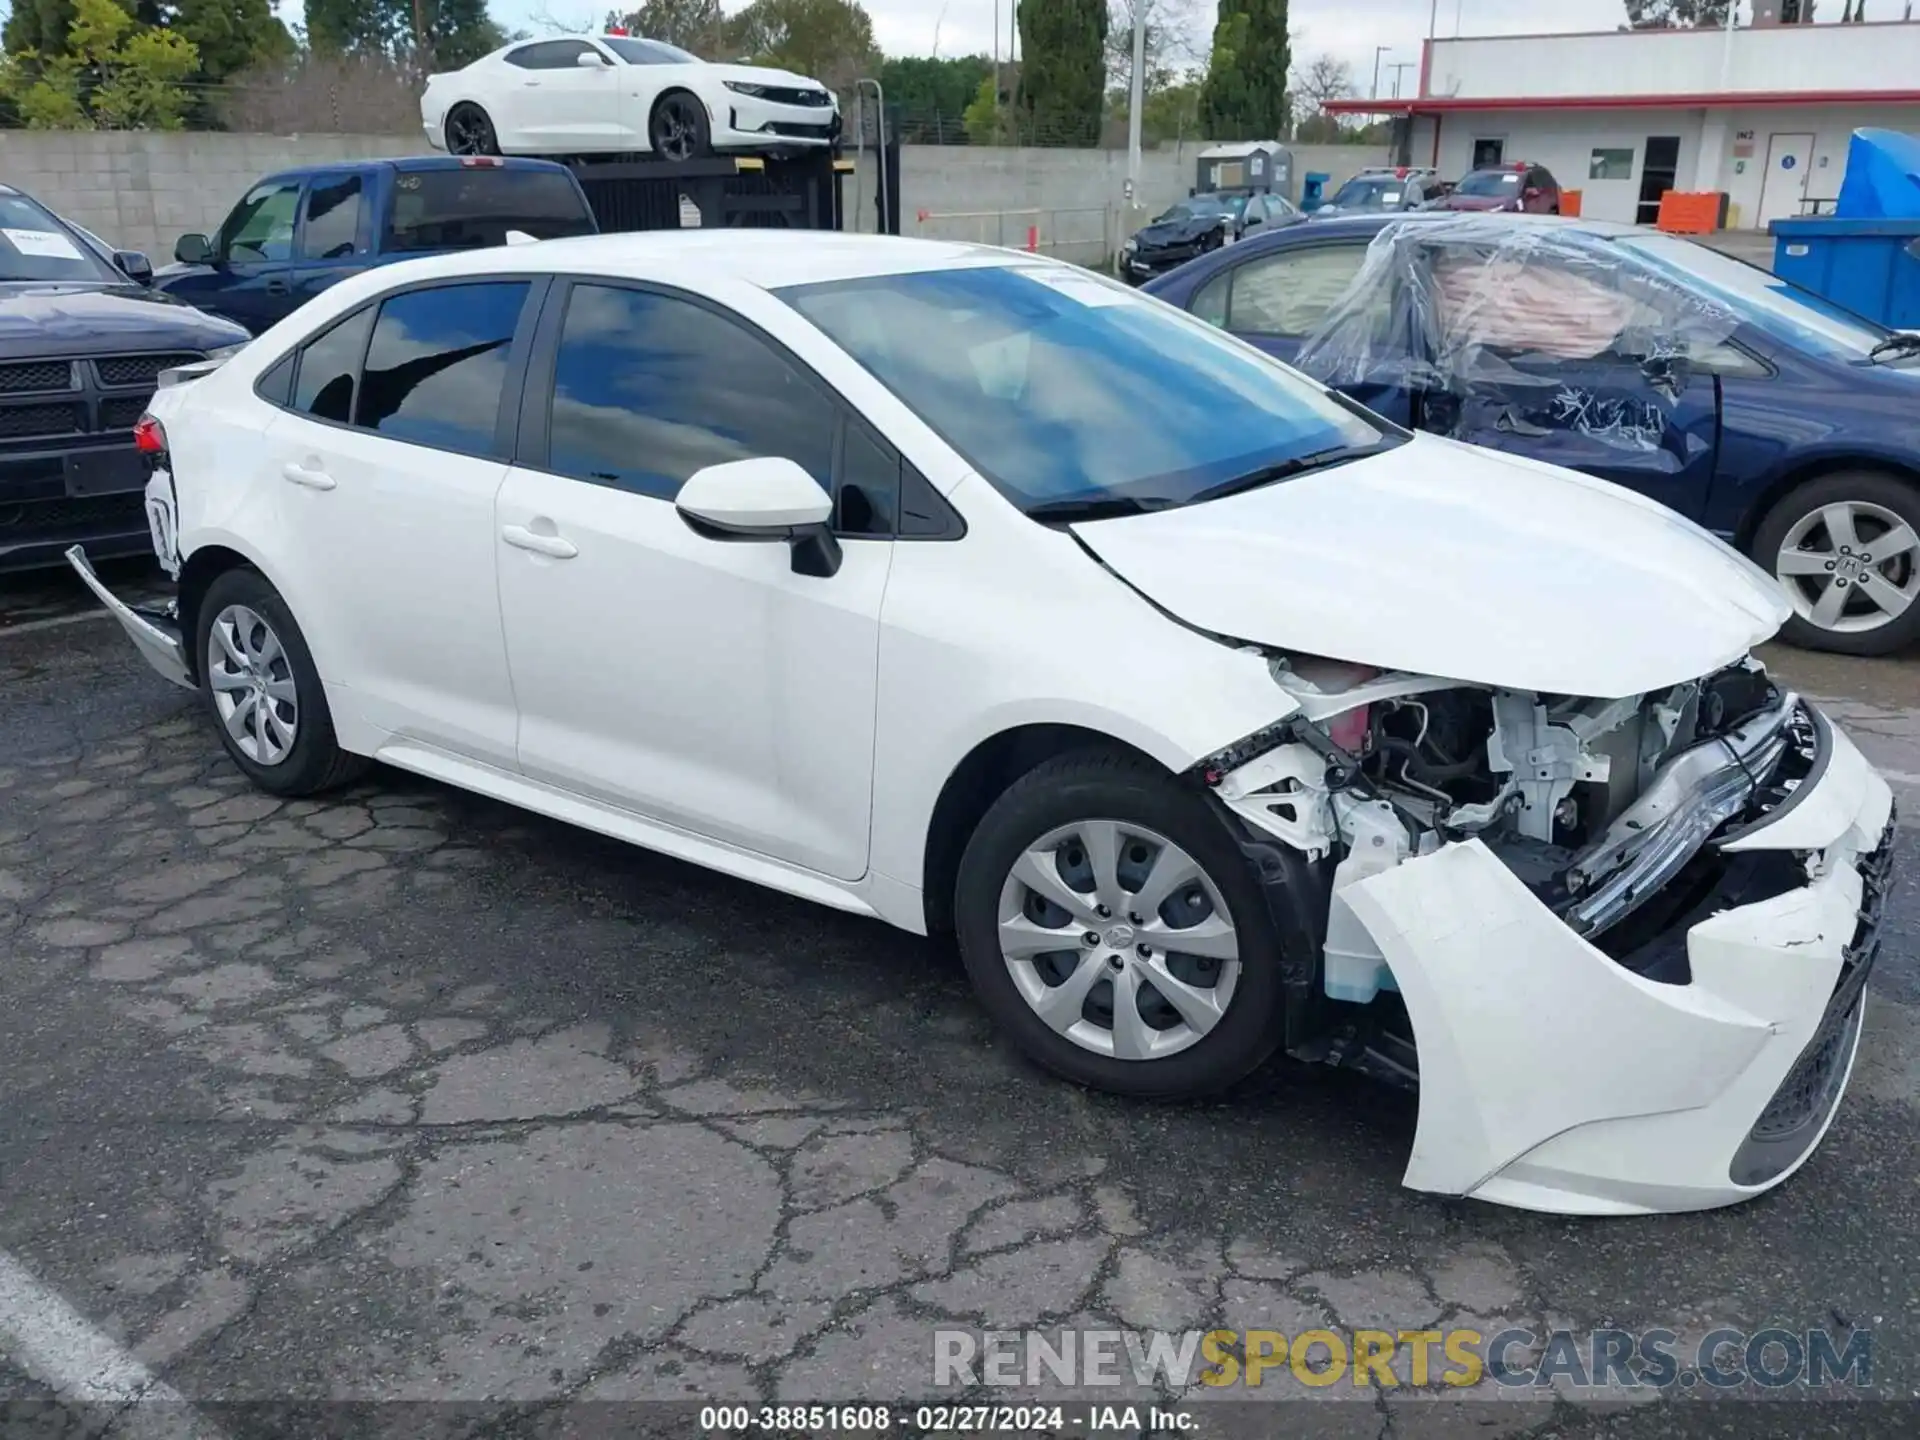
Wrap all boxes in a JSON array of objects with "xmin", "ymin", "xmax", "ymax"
[
  {"xmin": 113, "ymin": 250, "xmax": 153, "ymax": 284},
  {"xmin": 576, "ymin": 49, "xmax": 610, "ymax": 67},
  {"xmin": 1523, "ymin": 186, "xmax": 1542, "ymax": 200},
  {"xmin": 675, "ymin": 457, "xmax": 842, "ymax": 577},
  {"xmin": 174, "ymin": 233, "xmax": 214, "ymax": 265}
]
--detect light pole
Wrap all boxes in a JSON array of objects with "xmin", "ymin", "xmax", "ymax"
[
  {"xmin": 1389, "ymin": 61, "xmax": 1415, "ymax": 99},
  {"xmin": 1371, "ymin": 45, "xmax": 1391, "ymax": 100},
  {"xmin": 1126, "ymin": 4, "xmax": 1145, "ymax": 208}
]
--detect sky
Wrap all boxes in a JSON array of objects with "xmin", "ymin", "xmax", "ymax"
[{"xmin": 491, "ymin": 0, "xmax": 1643, "ymax": 97}]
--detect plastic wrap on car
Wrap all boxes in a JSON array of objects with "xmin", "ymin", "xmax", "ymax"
[{"xmin": 1291, "ymin": 215, "xmax": 1743, "ymax": 453}]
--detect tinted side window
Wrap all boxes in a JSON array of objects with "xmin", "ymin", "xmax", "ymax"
[
  {"xmin": 545, "ymin": 283, "xmax": 833, "ymax": 501},
  {"xmin": 292, "ymin": 307, "xmax": 374, "ymax": 423},
  {"xmin": 358, "ymin": 282, "xmax": 528, "ymax": 455},
  {"xmin": 221, "ymin": 180, "xmax": 301, "ymax": 263},
  {"xmin": 299, "ymin": 174, "xmax": 363, "ymax": 260},
  {"xmin": 506, "ymin": 41, "xmax": 589, "ymax": 69},
  {"xmin": 836, "ymin": 418, "xmax": 898, "ymax": 536}
]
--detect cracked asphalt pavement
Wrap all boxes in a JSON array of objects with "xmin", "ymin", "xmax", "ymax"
[{"xmin": 2, "ymin": 562, "xmax": 1918, "ymax": 1440}]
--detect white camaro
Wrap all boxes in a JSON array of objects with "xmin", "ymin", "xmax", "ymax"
[
  {"xmin": 71, "ymin": 232, "xmax": 1892, "ymax": 1218},
  {"xmin": 421, "ymin": 33, "xmax": 840, "ymax": 163}
]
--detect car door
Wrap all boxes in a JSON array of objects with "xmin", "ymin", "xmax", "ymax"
[
  {"xmin": 1418, "ymin": 244, "xmax": 1719, "ymax": 518},
  {"xmin": 493, "ymin": 279, "xmax": 892, "ymax": 882},
  {"xmin": 166, "ymin": 176, "xmax": 305, "ymax": 335},
  {"xmin": 284, "ymin": 170, "xmax": 369, "ymax": 320},
  {"xmin": 501, "ymin": 39, "xmax": 629, "ymax": 148},
  {"xmin": 1188, "ymin": 241, "xmax": 1415, "ymax": 425},
  {"xmin": 253, "ymin": 277, "xmax": 537, "ymax": 765}
]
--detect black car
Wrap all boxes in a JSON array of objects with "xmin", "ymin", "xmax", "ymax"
[
  {"xmin": 1118, "ymin": 192, "xmax": 1300, "ymax": 285},
  {"xmin": 0, "ymin": 186, "xmax": 249, "ymax": 573}
]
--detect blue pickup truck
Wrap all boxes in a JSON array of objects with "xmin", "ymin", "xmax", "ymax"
[{"xmin": 153, "ymin": 156, "xmax": 598, "ymax": 335}]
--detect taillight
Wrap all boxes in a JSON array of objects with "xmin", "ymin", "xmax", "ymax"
[
  {"xmin": 132, "ymin": 414, "xmax": 167, "ymax": 455},
  {"xmin": 459, "ymin": 156, "xmax": 504, "ymax": 168}
]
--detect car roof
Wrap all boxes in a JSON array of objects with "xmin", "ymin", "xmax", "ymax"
[
  {"xmin": 1255, "ymin": 211, "xmax": 1639, "ymax": 246},
  {"xmin": 326, "ymin": 231, "xmax": 1060, "ymax": 293},
  {"xmin": 259, "ymin": 156, "xmax": 575, "ymax": 183}
]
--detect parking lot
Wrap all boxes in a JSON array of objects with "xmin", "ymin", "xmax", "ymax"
[{"xmin": 2, "ymin": 547, "xmax": 1918, "ymax": 1440}]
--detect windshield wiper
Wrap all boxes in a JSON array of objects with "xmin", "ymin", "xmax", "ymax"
[
  {"xmin": 1868, "ymin": 331, "xmax": 1920, "ymax": 363},
  {"xmin": 1023, "ymin": 495, "xmax": 1178, "ymax": 525},
  {"xmin": 1184, "ymin": 445, "xmax": 1375, "ymax": 507}
]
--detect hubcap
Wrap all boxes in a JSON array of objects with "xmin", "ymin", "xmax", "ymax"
[
  {"xmin": 1776, "ymin": 500, "xmax": 1920, "ymax": 635},
  {"xmin": 208, "ymin": 604, "xmax": 299, "ymax": 766},
  {"xmin": 996, "ymin": 820, "xmax": 1242, "ymax": 1062}
]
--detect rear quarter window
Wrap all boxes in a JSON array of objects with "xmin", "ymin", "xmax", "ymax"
[{"xmin": 384, "ymin": 169, "xmax": 596, "ymax": 253}]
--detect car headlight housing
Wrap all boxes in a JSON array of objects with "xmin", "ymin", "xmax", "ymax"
[
  {"xmin": 1120, "ymin": 239, "xmax": 1137, "ymax": 257},
  {"xmin": 205, "ymin": 342, "xmax": 248, "ymax": 362},
  {"xmin": 724, "ymin": 81, "xmax": 770, "ymax": 98}
]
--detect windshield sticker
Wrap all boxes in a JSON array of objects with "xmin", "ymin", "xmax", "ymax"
[
  {"xmin": 3, "ymin": 227, "xmax": 84, "ymax": 260},
  {"xmin": 1019, "ymin": 268, "xmax": 1138, "ymax": 307}
]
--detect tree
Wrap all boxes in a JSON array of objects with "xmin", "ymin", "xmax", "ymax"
[
  {"xmin": 1198, "ymin": 0, "xmax": 1288, "ymax": 141},
  {"xmin": 725, "ymin": 0, "xmax": 877, "ymax": 92},
  {"xmin": 304, "ymin": 0, "xmax": 503, "ymax": 70},
  {"xmin": 1105, "ymin": 0, "xmax": 1197, "ymax": 100},
  {"xmin": 880, "ymin": 53, "xmax": 993, "ymax": 142},
  {"xmin": 605, "ymin": 0, "xmax": 728, "ymax": 53},
  {"xmin": 1017, "ymin": 0, "xmax": 1108, "ymax": 146},
  {"xmin": 1621, "ymin": 0, "xmax": 1731, "ymax": 26},
  {"xmin": 1289, "ymin": 51, "xmax": 1349, "ymax": 125},
  {"xmin": 173, "ymin": 0, "xmax": 294, "ymax": 83},
  {"xmin": 0, "ymin": 0, "xmax": 199, "ymax": 128}
]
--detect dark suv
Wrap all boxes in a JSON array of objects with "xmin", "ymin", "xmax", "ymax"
[
  {"xmin": 1434, "ymin": 162, "xmax": 1561, "ymax": 213},
  {"xmin": 0, "ymin": 185, "xmax": 248, "ymax": 572}
]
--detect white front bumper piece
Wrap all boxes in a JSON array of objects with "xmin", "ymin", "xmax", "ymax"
[{"xmin": 1341, "ymin": 705, "xmax": 1892, "ymax": 1215}]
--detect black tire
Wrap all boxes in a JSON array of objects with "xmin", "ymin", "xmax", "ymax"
[
  {"xmin": 1750, "ymin": 470, "xmax": 1920, "ymax": 656},
  {"xmin": 195, "ymin": 567, "xmax": 369, "ymax": 797},
  {"xmin": 445, "ymin": 103, "xmax": 500, "ymax": 157},
  {"xmin": 649, "ymin": 90, "xmax": 712, "ymax": 163},
  {"xmin": 952, "ymin": 748, "xmax": 1290, "ymax": 1099}
]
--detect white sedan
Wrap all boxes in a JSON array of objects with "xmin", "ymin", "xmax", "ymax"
[
  {"xmin": 71, "ymin": 232, "xmax": 1892, "ymax": 1218},
  {"xmin": 421, "ymin": 33, "xmax": 840, "ymax": 162}
]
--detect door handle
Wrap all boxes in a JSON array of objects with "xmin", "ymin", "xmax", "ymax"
[
  {"xmin": 501, "ymin": 523, "xmax": 578, "ymax": 559},
  {"xmin": 265, "ymin": 278, "xmax": 290, "ymax": 295},
  {"xmin": 281, "ymin": 461, "xmax": 336, "ymax": 490}
]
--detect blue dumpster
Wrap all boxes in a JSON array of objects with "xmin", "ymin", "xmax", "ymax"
[
  {"xmin": 1301, "ymin": 171, "xmax": 1329, "ymax": 209},
  {"xmin": 1768, "ymin": 128, "xmax": 1920, "ymax": 330}
]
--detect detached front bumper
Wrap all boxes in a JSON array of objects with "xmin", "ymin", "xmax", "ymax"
[{"xmin": 1340, "ymin": 709, "xmax": 1894, "ymax": 1216}]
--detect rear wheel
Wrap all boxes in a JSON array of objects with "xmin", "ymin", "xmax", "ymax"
[
  {"xmin": 195, "ymin": 568, "xmax": 368, "ymax": 796},
  {"xmin": 1752, "ymin": 471, "xmax": 1920, "ymax": 655},
  {"xmin": 649, "ymin": 91, "xmax": 712, "ymax": 163},
  {"xmin": 445, "ymin": 103, "xmax": 500, "ymax": 156},
  {"xmin": 953, "ymin": 750, "xmax": 1289, "ymax": 1098}
]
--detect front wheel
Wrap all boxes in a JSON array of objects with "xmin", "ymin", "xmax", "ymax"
[
  {"xmin": 649, "ymin": 91, "xmax": 712, "ymax": 163},
  {"xmin": 1751, "ymin": 471, "xmax": 1920, "ymax": 656},
  {"xmin": 953, "ymin": 750, "xmax": 1290, "ymax": 1098},
  {"xmin": 195, "ymin": 567, "xmax": 369, "ymax": 796}
]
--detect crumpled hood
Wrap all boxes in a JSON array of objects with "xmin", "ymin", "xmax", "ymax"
[
  {"xmin": 1134, "ymin": 215, "xmax": 1227, "ymax": 248},
  {"xmin": 1070, "ymin": 434, "xmax": 1789, "ymax": 699}
]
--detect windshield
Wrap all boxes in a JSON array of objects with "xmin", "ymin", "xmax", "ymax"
[
  {"xmin": 0, "ymin": 193, "xmax": 121, "ymax": 284},
  {"xmin": 1615, "ymin": 232, "xmax": 1891, "ymax": 361},
  {"xmin": 1329, "ymin": 178, "xmax": 1406, "ymax": 210},
  {"xmin": 1159, "ymin": 195, "xmax": 1246, "ymax": 224},
  {"xmin": 1455, "ymin": 169, "xmax": 1523, "ymax": 197},
  {"xmin": 603, "ymin": 37, "xmax": 699, "ymax": 65},
  {"xmin": 777, "ymin": 263, "xmax": 1389, "ymax": 514}
]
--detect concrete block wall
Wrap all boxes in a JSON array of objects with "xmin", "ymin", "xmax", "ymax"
[{"xmin": 0, "ymin": 130, "xmax": 1391, "ymax": 264}]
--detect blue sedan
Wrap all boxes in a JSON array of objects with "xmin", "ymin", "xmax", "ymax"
[{"xmin": 1144, "ymin": 213, "xmax": 1920, "ymax": 655}]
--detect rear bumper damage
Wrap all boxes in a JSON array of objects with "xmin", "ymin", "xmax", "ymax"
[
  {"xmin": 65, "ymin": 543, "xmax": 193, "ymax": 691},
  {"xmin": 1338, "ymin": 711, "xmax": 1891, "ymax": 1215}
]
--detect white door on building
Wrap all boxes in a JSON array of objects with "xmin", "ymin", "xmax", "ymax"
[{"xmin": 1757, "ymin": 133, "xmax": 1814, "ymax": 227}]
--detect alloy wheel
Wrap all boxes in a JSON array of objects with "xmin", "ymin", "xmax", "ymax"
[
  {"xmin": 996, "ymin": 820, "xmax": 1242, "ymax": 1062},
  {"xmin": 447, "ymin": 107, "xmax": 495, "ymax": 156},
  {"xmin": 1775, "ymin": 499, "xmax": 1920, "ymax": 636},
  {"xmin": 207, "ymin": 604, "xmax": 299, "ymax": 766},
  {"xmin": 652, "ymin": 96, "xmax": 703, "ymax": 161}
]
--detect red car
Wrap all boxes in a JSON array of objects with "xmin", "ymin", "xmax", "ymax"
[{"xmin": 1433, "ymin": 161, "xmax": 1561, "ymax": 214}]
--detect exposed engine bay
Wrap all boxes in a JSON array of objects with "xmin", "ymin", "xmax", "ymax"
[{"xmin": 1202, "ymin": 651, "xmax": 1820, "ymax": 1015}]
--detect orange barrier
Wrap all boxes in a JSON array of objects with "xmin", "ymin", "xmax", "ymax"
[
  {"xmin": 1656, "ymin": 191, "xmax": 1727, "ymax": 234},
  {"xmin": 1558, "ymin": 189, "xmax": 1582, "ymax": 217}
]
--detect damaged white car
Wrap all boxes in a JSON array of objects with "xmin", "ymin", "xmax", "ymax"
[{"xmin": 68, "ymin": 233, "xmax": 1892, "ymax": 1217}]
